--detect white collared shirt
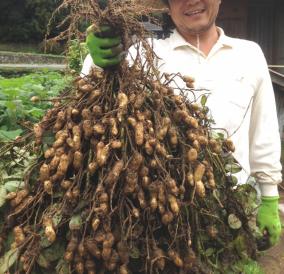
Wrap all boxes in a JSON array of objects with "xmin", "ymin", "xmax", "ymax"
[{"xmin": 82, "ymin": 28, "xmax": 282, "ymax": 196}]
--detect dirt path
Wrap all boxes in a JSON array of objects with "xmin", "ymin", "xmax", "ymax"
[{"xmin": 257, "ymin": 191, "xmax": 284, "ymax": 273}]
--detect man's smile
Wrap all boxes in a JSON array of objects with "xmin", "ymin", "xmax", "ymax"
[{"xmin": 184, "ymin": 9, "xmax": 206, "ymax": 17}]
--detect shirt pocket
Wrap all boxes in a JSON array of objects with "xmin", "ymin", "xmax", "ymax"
[
  {"xmin": 199, "ymin": 73, "xmax": 254, "ymax": 110},
  {"xmin": 221, "ymin": 74, "xmax": 255, "ymax": 131},
  {"xmin": 198, "ymin": 73, "xmax": 255, "ymax": 131},
  {"xmin": 225, "ymin": 74, "xmax": 254, "ymax": 111}
]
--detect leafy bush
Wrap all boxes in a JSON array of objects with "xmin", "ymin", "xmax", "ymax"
[
  {"xmin": 66, "ymin": 40, "xmax": 88, "ymax": 72},
  {"xmin": 0, "ymin": 71, "xmax": 71, "ymax": 140},
  {"xmin": 0, "ymin": 0, "xmax": 60, "ymax": 43},
  {"xmin": 230, "ymin": 259, "xmax": 265, "ymax": 274}
]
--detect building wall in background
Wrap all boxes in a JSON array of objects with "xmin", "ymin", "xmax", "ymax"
[
  {"xmin": 274, "ymin": 0, "xmax": 284, "ymax": 65},
  {"xmin": 217, "ymin": 0, "xmax": 284, "ymax": 135},
  {"xmin": 217, "ymin": 0, "xmax": 284, "ymax": 66},
  {"xmin": 247, "ymin": 0, "xmax": 275, "ymax": 64},
  {"xmin": 217, "ymin": 0, "xmax": 248, "ymax": 39}
]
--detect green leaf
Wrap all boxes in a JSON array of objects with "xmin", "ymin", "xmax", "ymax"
[
  {"xmin": 53, "ymin": 191, "xmax": 64, "ymax": 199},
  {"xmin": 36, "ymin": 254, "xmax": 50, "ymax": 268},
  {"xmin": 4, "ymin": 181, "xmax": 25, "ymax": 192},
  {"xmin": 0, "ymin": 129, "xmax": 23, "ymax": 141},
  {"xmin": 3, "ymin": 231, "xmax": 14, "ymax": 251},
  {"xmin": 3, "ymin": 171, "xmax": 23, "ymax": 180},
  {"xmin": 0, "ymin": 248, "xmax": 19, "ymax": 273},
  {"xmin": 228, "ymin": 214, "xmax": 242, "ymax": 230},
  {"xmin": 217, "ymin": 132, "xmax": 225, "ymax": 140},
  {"xmin": 42, "ymin": 242, "xmax": 65, "ymax": 263},
  {"xmin": 73, "ymin": 199, "xmax": 89, "ymax": 213},
  {"xmin": 230, "ymin": 175, "xmax": 238, "ymax": 185},
  {"xmin": 52, "ymin": 213, "xmax": 63, "ymax": 227},
  {"xmin": 69, "ymin": 214, "xmax": 82, "ymax": 230},
  {"xmin": 129, "ymin": 246, "xmax": 140, "ymax": 259},
  {"xmin": 0, "ymin": 186, "xmax": 7, "ymax": 208},
  {"xmin": 27, "ymin": 107, "xmax": 45, "ymax": 119},
  {"xmin": 199, "ymin": 233, "xmax": 210, "ymax": 242},
  {"xmin": 240, "ymin": 259, "xmax": 265, "ymax": 274},
  {"xmin": 233, "ymin": 235, "xmax": 249, "ymax": 259},
  {"xmin": 210, "ymin": 131, "xmax": 220, "ymax": 140},
  {"xmin": 201, "ymin": 95, "xmax": 207, "ymax": 107},
  {"xmin": 42, "ymin": 131, "xmax": 55, "ymax": 146},
  {"xmin": 205, "ymin": 248, "xmax": 214, "ymax": 257},
  {"xmin": 225, "ymin": 163, "xmax": 242, "ymax": 174},
  {"xmin": 5, "ymin": 101, "xmax": 17, "ymax": 111},
  {"xmin": 56, "ymin": 259, "xmax": 69, "ymax": 274},
  {"xmin": 39, "ymin": 230, "xmax": 53, "ymax": 248}
]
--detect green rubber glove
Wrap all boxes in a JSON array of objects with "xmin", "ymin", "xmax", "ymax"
[
  {"xmin": 257, "ymin": 196, "xmax": 282, "ymax": 247},
  {"xmin": 86, "ymin": 25, "xmax": 123, "ymax": 69}
]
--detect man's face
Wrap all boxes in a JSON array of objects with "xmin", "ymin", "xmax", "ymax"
[{"xmin": 168, "ymin": 0, "xmax": 221, "ymax": 35}]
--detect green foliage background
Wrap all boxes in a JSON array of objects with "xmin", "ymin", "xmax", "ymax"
[
  {"xmin": 0, "ymin": 71, "xmax": 71, "ymax": 141},
  {"xmin": 0, "ymin": 0, "xmax": 60, "ymax": 43}
]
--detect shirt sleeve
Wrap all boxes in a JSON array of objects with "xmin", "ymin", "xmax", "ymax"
[
  {"xmin": 80, "ymin": 54, "xmax": 103, "ymax": 77},
  {"xmin": 249, "ymin": 44, "xmax": 282, "ymax": 197}
]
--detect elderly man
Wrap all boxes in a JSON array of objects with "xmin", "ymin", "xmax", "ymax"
[{"xmin": 82, "ymin": 0, "xmax": 282, "ymax": 248}]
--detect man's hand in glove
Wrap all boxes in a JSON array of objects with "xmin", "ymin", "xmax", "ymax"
[
  {"xmin": 86, "ymin": 25, "xmax": 123, "ymax": 69},
  {"xmin": 257, "ymin": 196, "xmax": 282, "ymax": 247}
]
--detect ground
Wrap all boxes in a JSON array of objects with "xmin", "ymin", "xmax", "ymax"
[{"xmin": 257, "ymin": 190, "xmax": 284, "ymax": 274}]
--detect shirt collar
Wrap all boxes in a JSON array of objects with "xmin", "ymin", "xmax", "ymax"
[
  {"xmin": 217, "ymin": 27, "xmax": 234, "ymax": 48},
  {"xmin": 168, "ymin": 27, "xmax": 234, "ymax": 50}
]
